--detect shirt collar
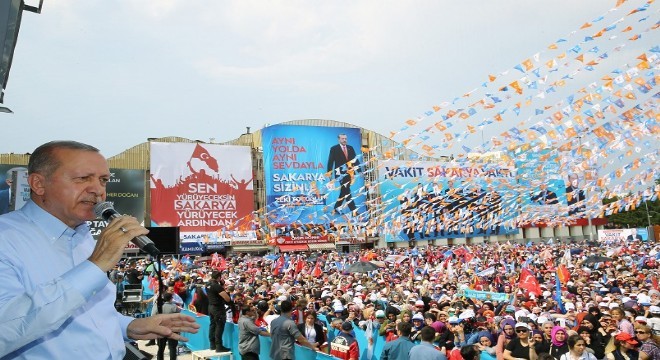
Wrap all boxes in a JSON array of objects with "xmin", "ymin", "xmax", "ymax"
[{"xmin": 21, "ymin": 200, "xmax": 90, "ymax": 244}]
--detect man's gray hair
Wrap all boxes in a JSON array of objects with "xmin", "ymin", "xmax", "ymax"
[{"xmin": 28, "ymin": 141, "xmax": 99, "ymax": 177}]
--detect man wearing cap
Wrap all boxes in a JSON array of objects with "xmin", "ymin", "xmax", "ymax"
[
  {"xmin": 330, "ymin": 321, "xmax": 360, "ymax": 360},
  {"xmin": 380, "ymin": 322, "xmax": 415, "ymax": 360},
  {"xmin": 270, "ymin": 300, "xmax": 318, "ymax": 360}
]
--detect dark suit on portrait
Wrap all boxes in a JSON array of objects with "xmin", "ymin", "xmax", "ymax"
[
  {"xmin": 327, "ymin": 143, "xmax": 360, "ymax": 213},
  {"xmin": 565, "ymin": 185, "xmax": 585, "ymax": 215},
  {"xmin": 0, "ymin": 188, "xmax": 10, "ymax": 215},
  {"xmin": 530, "ymin": 189, "xmax": 558, "ymax": 205}
]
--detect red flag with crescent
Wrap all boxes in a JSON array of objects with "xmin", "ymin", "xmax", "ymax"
[
  {"xmin": 518, "ymin": 268, "xmax": 542, "ymax": 296},
  {"xmin": 191, "ymin": 143, "xmax": 219, "ymax": 172}
]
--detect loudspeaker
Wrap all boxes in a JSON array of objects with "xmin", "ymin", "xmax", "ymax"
[{"xmin": 145, "ymin": 227, "xmax": 180, "ymax": 254}]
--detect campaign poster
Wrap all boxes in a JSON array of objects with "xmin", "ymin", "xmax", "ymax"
[
  {"xmin": 150, "ymin": 143, "xmax": 254, "ymax": 250},
  {"xmin": 516, "ymin": 149, "xmax": 567, "ymax": 223},
  {"xmin": 0, "ymin": 164, "xmax": 29, "ymax": 215},
  {"xmin": 378, "ymin": 160, "xmax": 519, "ymax": 242},
  {"xmin": 262, "ymin": 125, "xmax": 366, "ymax": 225},
  {"xmin": 598, "ymin": 228, "xmax": 648, "ymax": 242},
  {"xmin": 87, "ymin": 169, "xmax": 146, "ymax": 240}
]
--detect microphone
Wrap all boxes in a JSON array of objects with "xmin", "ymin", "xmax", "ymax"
[{"xmin": 94, "ymin": 201, "xmax": 160, "ymax": 257}]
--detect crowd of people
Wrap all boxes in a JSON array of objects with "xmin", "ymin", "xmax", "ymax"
[{"xmin": 111, "ymin": 237, "xmax": 660, "ymax": 360}]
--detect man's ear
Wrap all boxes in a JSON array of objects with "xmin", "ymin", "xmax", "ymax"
[{"xmin": 28, "ymin": 173, "xmax": 46, "ymax": 196}]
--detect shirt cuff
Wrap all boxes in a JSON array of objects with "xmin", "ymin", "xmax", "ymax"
[{"xmin": 60, "ymin": 260, "xmax": 108, "ymax": 301}]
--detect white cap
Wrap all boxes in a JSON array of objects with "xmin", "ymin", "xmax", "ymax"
[
  {"xmin": 515, "ymin": 310, "xmax": 529, "ymax": 321},
  {"xmin": 515, "ymin": 322, "xmax": 531, "ymax": 330},
  {"xmin": 649, "ymin": 306, "xmax": 660, "ymax": 314},
  {"xmin": 375, "ymin": 310, "xmax": 386, "ymax": 318},
  {"xmin": 635, "ymin": 316, "xmax": 648, "ymax": 323},
  {"xmin": 412, "ymin": 313, "xmax": 424, "ymax": 321},
  {"xmin": 448, "ymin": 316, "xmax": 461, "ymax": 324},
  {"xmin": 609, "ymin": 303, "xmax": 618, "ymax": 309}
]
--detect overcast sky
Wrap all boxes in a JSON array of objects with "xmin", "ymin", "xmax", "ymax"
[{"xmin": 0, "ymin": 0, "xmax": 647, "ymax": 158}]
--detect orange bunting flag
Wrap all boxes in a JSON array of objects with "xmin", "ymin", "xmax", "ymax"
[
  {"xmin": 548, "ymin": 43, "xmax": 558, "ymax": 50},
  {"xmin": 522, "ymin": 59, "xmax": 534, "ymax": 70},
  {"xmin": 580, "ymin": 22, "xmax": 592, "ymax": 29},
  {"xmin": 467, "ymin": 125, "xmax": 476, "ymax": 134},
  {"xmin": 553, "ymin": 112, "xmax": 564, "ymax": 122},
  {"xmin": 435, "ymin": 122, "xmax": 447, "ymax": 131},
  {"xmin": 406, "ymin": 119, "xmax": 417, "ymax": 126},
  {"xmin": 565, "ymin": 127, "xmax": 577, "ymax": 138},
  {"xmin": 509, "ymin": 81, "xmax": 522, "ymax": 94},
  {"xmin": 494, "ymin": 114, "xmax": 503, "ymax": 122},
  {"xmin": 575, "ymin": 54, "xmax": 584, "ymax": 63},
  {"xmin": 638, "ymin": 54, "xmax": 648, "ymax": 61},
  {"xmin": 489, "ymin": 74, "xmax": 497, "ymax": 82},
  {"xmin": 444, "ymin": 133, "xmax": 453, "ymax": 141},
  {"xmin": 622, "ymin": 26, "xmax": 632, "ymax": 32}
]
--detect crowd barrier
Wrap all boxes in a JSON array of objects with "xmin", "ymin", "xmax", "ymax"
[{"xmin": 179, "ymin": 311, "xmax": 390, "ymax": 360}]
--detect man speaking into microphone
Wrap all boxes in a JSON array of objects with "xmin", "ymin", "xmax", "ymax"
[{"xmin": 0, "ymin": 141, "xmax": 199, "ymax": 359}]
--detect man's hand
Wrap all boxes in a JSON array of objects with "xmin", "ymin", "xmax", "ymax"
[
  {"xmin": 127, "ymin": 313, "xmax": 200, "ymax": 341},
  {"xmin": 89, "ymin": 216, "xmax": 149, "ymax": 272}
]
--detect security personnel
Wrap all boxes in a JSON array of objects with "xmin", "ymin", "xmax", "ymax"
[
  {"xmin": 206, "ymin": 271, "xmax": 231, "ymax": 352},
  {"xmin": 330, "ymin": 321, "xmax": 359, "ymax": 360}
]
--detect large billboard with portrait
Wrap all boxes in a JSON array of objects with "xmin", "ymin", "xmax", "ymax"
[
  {"xmin": 87, "ymin": 169, "xmax": 146, "ymax": 240},
  {"xmin": 378, "ymin": 160, "xmax": 520, "ymax": 242},
  {"xmin": 516, "ymin": 149, "xmax": 567, "ymax": 224},
  {"xmin": 0, "ymin": 164, "xmax": 28, "ymax": 215},
  {"xmin": 261, "ymin": 125, "xmax": 366, "ymax": 225},
  {"xmin": 150, "ymin": 142, "xmax": 254, "ymax": 250}
]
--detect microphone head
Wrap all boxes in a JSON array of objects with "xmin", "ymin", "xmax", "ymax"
[{"xmin": 94, "ymin": 201, "xmax": 115, "ymax": 219}]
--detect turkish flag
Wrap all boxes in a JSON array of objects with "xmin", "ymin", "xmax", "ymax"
[
  {"xmin": 273, "ymin": 256, "xmax": 285, "ymax": 276},
  {"xmin": 518, "ymin": 268, "xmax": 542, "ymax": 296},
  {"xmin": 311, "ymin": 260, "xmax": 322, "ymax": 278},
  {"xmin": 191, "ymin": 143, "xmax": 219, "ymax": 172}
]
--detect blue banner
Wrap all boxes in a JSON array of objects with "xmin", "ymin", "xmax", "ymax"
[
  {"xmin": 262, "ymin": 125, "xmax": 366, "ymax": 225},
  {"xmin": 378, "ymin": 160, "xmax": 519, "ymax": 242},
  {"xmin": 461, "ymin": 289, "xmax": 512, "ymax": 302}
]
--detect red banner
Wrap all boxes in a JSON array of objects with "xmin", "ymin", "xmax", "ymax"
[
  {"xmin": 150, "ymin": 143, "xmax": 254, "ymax": 245},
  {"xmin": 269, "ymin": 235, "xmax": 331, "ymax": 245}
]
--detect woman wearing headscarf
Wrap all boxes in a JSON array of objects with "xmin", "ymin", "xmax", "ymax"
[
  {"xmin": 580, "ymin": 313, "xmax": 610, "ymax": 359},
  {"xmin": 549, "ymin": 326, "xmax": 570, "ymax": 360},
  {"xmin": 478, "ymin": 330, "xmax": 498, "ymax": 360},
  {"xmin": 533, "ymin": 328, "xmax": 551, "ymax": 355},
  {"xmin": 497, "ymin": 319, "xmax": 517, "ymax": 360}
]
